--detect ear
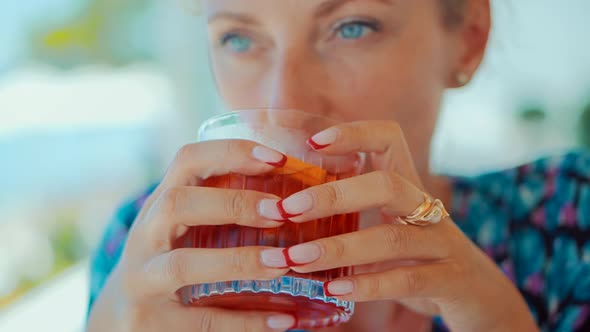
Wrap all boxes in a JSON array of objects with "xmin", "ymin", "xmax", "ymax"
[{"xmin": 447, "ymin": 0, "xmax": 491, "ymax": 88}]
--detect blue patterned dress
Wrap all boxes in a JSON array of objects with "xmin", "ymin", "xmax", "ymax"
[{"xmin": 88, "ymin": 152, "xmax": 590, "ymax": 331}]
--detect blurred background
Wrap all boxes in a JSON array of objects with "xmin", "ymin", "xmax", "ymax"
[{"xmin": 0, "ymin": 0, "xmax": 589, "ymax": 331}]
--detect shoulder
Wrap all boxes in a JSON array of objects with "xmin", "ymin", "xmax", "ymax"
[
  {"xmin": 510, "ymin": 151, "xmax": 590, "ymax": 227},
  {"xmin": 509, "ymin": 152, "xmax": 590, "ymax": 329},
  {"xmin": 451, "ymin": 152, "xmax": 590, "ymax": 330},
  {"xmin": 110, "ymin": 183, "xmax": 159, "ymax": 230},
  {"xmin": 88, "ymin": 183, "xmax": 158, "ymax": 310},
  {"xmin": 93, "ymin": 182, "xmax": 158, "ymax": 260},
  {"xmin": 450, "ymin": 150, "xmax": 590, "ymax": 254},
  {"xmin": 452, "ymin": 150, "xmax": 590, "ymax": 219},
  {"xmin": 512, "ymin": 150, "xmax": 590, "ymax": 188}
]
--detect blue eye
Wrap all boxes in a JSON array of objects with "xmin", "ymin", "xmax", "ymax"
[
  {"xmin": 338, "ymin": 22, "xmax": 373, "ymax": 40},
  {"xmin": 221, "ymin": 34, "xmax": 253, "ymax": 53}
]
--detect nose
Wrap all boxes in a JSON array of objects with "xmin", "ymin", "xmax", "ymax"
[{"xmin": 265, "ymin": 48, "xmax": 328, "ymax": 115}]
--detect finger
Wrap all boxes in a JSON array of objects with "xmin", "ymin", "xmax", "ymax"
[
  {"xmin": 306, "ymin": 121, "xmax": 420, "ymax": 183},
  {"xmin": 143, "ymin": 247, "xmax": 289, "ymax": 294},
  {"xmin": 323, "ymin": 263, "xmax": 456, "ymax": 301},
  {"xmin": 308, "ymin": 121, "xmax": 402, "ymax": 154},
  {"xmin": 280, "ymin": 223, "xmax": 449, "ymax": 272},
  {"xmin": 141, "ymin": 186, "xmax": 285, "ymax": 249},
  {"xmin": 137, "ymin": 140, "xmax": 286, "ymax": 221},
  {"xmin": 174, "ymin": 306, "xmax": 296, "ymax": 332},
  {"xmin": 258, "ymin": 170, "xmax": 424, "ymax": 222},
  {"xmin": 161, "ymin": 139, "xmax": 287, "ymax": 190}
]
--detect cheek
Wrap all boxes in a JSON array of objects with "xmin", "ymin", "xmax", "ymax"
[
  {"xmin": 211, "ymin": 57, "xmax": 265, "ymax": 108},
  {"xmin": 319, "ymin": 33, "xmax": 448, "ymax": 121},
  {"xmin": 323, "ymin": 59, "xmax": 405, "ymax": 122},
  {"xmin": 398, "ymin": 8, "xmax": 452, "ymax": 106},
  {"xmin": 323, "ymin": 46, "xmax": 442, "ymax": 123}
]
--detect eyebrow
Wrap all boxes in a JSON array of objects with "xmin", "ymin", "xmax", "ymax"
[
  {"xmin": 207, "ymin": 12, "xmax": 261, "ymax": 26},
  {"xmin": 207, "ymin": 0, "xmax": 394, "ymax": 25},
  {"xmin": 315, "ymin": 0, "xmax": 394, "ymax": 18}
]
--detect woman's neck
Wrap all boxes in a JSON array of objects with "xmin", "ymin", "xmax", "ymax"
[{"xmin": 407, "ymin": 132, "xmax": 454, "ymax": 209}]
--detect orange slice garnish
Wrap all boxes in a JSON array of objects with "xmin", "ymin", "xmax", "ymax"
[{"xmin": 270, "ymin": 156, "xmax": 327, "ymax": 187}]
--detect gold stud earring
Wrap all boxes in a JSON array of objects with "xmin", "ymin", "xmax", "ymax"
[{"xmin": 456, "ymin": 72, "xmax": 470, "ymax": 86}]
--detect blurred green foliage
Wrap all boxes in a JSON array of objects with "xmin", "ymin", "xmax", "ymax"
[
  {"xmin": 50, "ymin": 211, "xmax": 87, "ymax": 266},
  {"xmin": 519, "ymin": 105, "xmax": 547, "ymax": 123},
  {"xmin": 29, "ymin": 0, "xmax": 157, "ymax": 68},
  {"xmin": 518, "ymin": 98, "xmax": 590, "ymax": 150},
  {"xmin": 0, "ymin": 210, "xmax": 88, "ymax": 309}
]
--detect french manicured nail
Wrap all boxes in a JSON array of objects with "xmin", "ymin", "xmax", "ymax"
[
  {"xmin": 267, "ymin": 314, "xmax": 296, "ymax": 329},
  {"xmin": 307, "ymin": 128, "xmax": 339, "ymax": 150},
  {"xmin": 258, "ymin": 199, "xmax": 284, "ymax": 221},
  {"xmin": 279, "ymin": 193, "xmax": 313, "ymax": 218},
  {"xmin": 252, "ymin": 146, "xmax": 287, "ymax": 167},
  {"xmin": 260, "ymin": 248, "xmax": 288, "ymax": 268},
  {"xmin": 283, "ymin": 243, "xmax": 321, "ymax": 266},
  {"xmin": 324, "ymin": 280, "xmax": 354, "ymax": 296}
]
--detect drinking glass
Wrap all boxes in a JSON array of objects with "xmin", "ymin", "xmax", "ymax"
[{"xmin": 177, "ymin": 109, "xmax": 364, "ymax": 329}]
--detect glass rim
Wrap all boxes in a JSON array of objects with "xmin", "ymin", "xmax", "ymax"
[{"xmin": 198, "ymin": 109, "xmax": 340, "ymax": 137}]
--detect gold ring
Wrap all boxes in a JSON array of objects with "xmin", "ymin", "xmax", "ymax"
[{"xmin": 396, "ymin": 193, "xmax": 450, "ymax": 226}]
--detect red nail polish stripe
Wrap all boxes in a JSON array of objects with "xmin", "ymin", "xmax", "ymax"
[
  {"xmin": 323, "ymin": 282, "xmax": 336, "ymax": 297},
  {"xmin": 272, "ymin": 218, "xmax": 290, "ymax": 223},
  {"xmin": 276, "ymin": 200, "xmax": 302, "ymax": 220},
  {"xmin": 282, "ymin": 248, "xmax": 304, "ymax": 267},
  {"xmin": 306, "ymin": 138, "xmax": 331, "ymax": 150},
  {"xmin": 266, "ymin": 154, "xmax": 288, "ymax": 168}
]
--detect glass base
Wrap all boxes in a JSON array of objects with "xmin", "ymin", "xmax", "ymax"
[{"xmin": 180, "ymin": 276, "xmax": 354, "ymax": 329}]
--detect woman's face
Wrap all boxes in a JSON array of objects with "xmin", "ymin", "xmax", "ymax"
[{"xmin": 201, "ymin": 0, "xmax": 463, "ymax": 126}]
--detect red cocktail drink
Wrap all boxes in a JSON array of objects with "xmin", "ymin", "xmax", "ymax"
[{"xmin": 177, "ymin": 110, "xmax": 363, "ymax": 329}]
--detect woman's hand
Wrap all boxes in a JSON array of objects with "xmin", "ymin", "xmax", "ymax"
[
  {"xmin": 87, "ymin": 140, "xmax": 297, "ymax": 332},
  {"xmin": 258, "ymin": 121, "xmax": 539, "ymax": 332}
]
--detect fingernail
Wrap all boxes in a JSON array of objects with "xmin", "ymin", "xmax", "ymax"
[
  {"xmin": 276, "ymin": 200, "xmax": 301, "ymax": 220},
  {"xmin": 267, "ymin": 314, "xmax": 296, "ymax": 329},
  {"xmin": 324, "ymin": 280, "xmax": 354, "ymax": 296},
  {"xmin": 307, "ymin": 128, "xmax": 339, "ymax": 150},
  {"xmin": 252, "ymin": 146, "xmax": 287, "ymax": 167},
  {"xmin": 283, "ymin": 243, "xmax": 321, "ymax": 266},
  {"xmin": 260, "ymin": 248, "xmax": 288, "ymax": 268},
  {"xmin": 279, "ymin": 193, "xmax": 313, "ymax": 217},
  {"xmin": 258, "ymin": 199, "xmax": 285, "ymax": 221}
]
